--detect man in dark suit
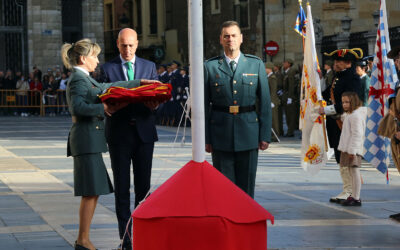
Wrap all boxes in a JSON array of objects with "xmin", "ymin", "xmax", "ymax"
[{"xmin": 100, "ymin": 28, "xmax": 158, "ymax": 250}]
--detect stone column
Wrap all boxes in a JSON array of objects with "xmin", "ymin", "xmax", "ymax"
[
  {"xmin": 334, "ymin": 16, "xmax": 352, "ymax": 49},
  {"xmin": 82, "ymin": 0, "xmax": 105, "ymax": 63},
  {"xmin": 314, "ymin": 18, "xmax": 324, "ymax": 64}
]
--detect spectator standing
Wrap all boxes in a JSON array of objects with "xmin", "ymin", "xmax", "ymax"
[
  {"xmin": 29, "ymin": 76, "xmax": 43, "ymax": 115},
  {"xmin": 355, "ymin": 60, "xmax": 371, "ymax": 106},
  {"xmin": 16, "ymin": 75, "xmax": 29, "ymax": 117},
  {"xmin": 58, "ymin": 72, "xmax": 69, "ymax": 115}
]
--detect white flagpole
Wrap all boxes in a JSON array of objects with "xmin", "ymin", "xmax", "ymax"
[{"xmin": 188, "ymin": 0, "xmax": 205, "ymax": 162}]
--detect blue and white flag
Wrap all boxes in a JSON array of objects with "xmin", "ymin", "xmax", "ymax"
[
  {"xmin": 363, "ymin": 0, "xmax": 399, "ymax": 179},
  {"xmin": 294, "ymin": 1, "xmax": 307, "ymax": 37}
]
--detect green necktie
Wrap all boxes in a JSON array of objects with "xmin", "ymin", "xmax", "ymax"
[
  {"xmin": 230, "ymin": 61, "xmax": 237, "ymax": 73},
  {"xmin": 125, "ymin": 62, "xmax": 134, "ymax": 80}
]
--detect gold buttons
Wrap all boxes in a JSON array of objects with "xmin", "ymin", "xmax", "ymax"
[
  {"xmin": 233, "ymin": 80, "xmax": 237, "ymax": 84},
  {"xmin": 233, "ymin": 90, "xmax": 237, "ymax": 94},
  {"xmin": 233, "ymin": 100, "xmax": 237, "ymax": 104},
  {"xmin": 215, "ymin": 83, "xmax": 218, "ymax": 86},
  {"xmin": 250, "ymin": 82, "xmax": 253, "ymax": 85},
  {"xmin": 256, "ymin": 118, "xmax": 258, "ymax": 122},
  {"xmin": 96, "ymin": 126, "xmax": 99, "ymax": 129}
]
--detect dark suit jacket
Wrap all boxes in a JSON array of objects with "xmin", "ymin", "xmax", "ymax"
[{"xmin": 100, "ymin": 56, "xmax": 159, "ymax": 145}]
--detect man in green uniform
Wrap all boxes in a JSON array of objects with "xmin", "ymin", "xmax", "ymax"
[
  {"xmin": 273, "ymin": 62, "xmax": 284, "ymax": 136},
  {"xmin": 204, "ymin": 21, "xmax": 272, "ymax": 198},
  {"xmin": 323, "ymin": 60, "xmax": 334, "ymax": 92},
  {"xmin": 265, "ymin": 62, "xmax": 280, "ymax": 140},
  {"xmin": 282, "ymin": 59, "xmax": 299, "ymax": 137}
]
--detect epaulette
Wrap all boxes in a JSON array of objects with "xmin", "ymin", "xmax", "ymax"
[
  {"xmin": 205, "ymin": 55, "xmax": 222, "ymax": 62},
  {"xmin": 244, "ymin": 54, "xmax": 262, "ymax": 61}
]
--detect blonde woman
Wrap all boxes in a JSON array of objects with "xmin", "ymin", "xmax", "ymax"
[{"xmin": 61, "ymin": 38, "xmax": 155, "ymax": 250}]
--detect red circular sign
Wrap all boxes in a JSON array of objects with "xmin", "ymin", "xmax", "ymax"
[{"xmin": 264, "ymin": 41, "xmax": 279, "ymax": 57}]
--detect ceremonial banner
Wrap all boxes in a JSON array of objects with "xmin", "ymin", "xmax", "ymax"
[
  {"xmin": 132, "ymin": 161, "xmax": 274, "ymax": 250},
  {"xmin": 294, "ymin": 0, "xmax": 307, "ymax": 37},
  {"xmin": 363, "ymin": 0, "xmax": 398, "ymax": 178},
  {"xmin": 99, "ymin": 82, "xmax": 172, "ymax": 103},
  {"xmin": 300, "ymin": 3, "xmax": 332, "ymax": 175}
]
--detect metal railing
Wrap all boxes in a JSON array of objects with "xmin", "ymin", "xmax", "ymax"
[{"xmin": 0, "ymin": 89, "xmax": 68, "ymax": 116}]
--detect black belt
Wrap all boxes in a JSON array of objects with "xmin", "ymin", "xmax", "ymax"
[
  {"xmin": 71, "ymin": 115, "xmax": 104, "ymax": 123},
  {"xmin": 212, "ymin": 105, "xmax": 256, "ymax": 114}
]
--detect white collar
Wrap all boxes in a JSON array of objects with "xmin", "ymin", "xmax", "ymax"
[
  {"xmin": 120, "ymin": 54, "xmax": 136, "ymax": 65},
  {"xmin": 360, "ymin": 73, "xmax": 367, "ymax": 79},
  {"xmin": 73, "ymin": 66, "xmax": 89, "ymax": 76},
  {"xmin": 285, "ymin": 67, "xmax": 290, "ymax": 74},
  {"xmin": 224, "ymin": 52, "xmax": 241, "ymax": 66},
  {"xmin": 268, "ymin": 72, "xmax": 273, "ymax": 77},
  {"xmin": 326, "ymin": 69, "xmax": 331, "ymax": 73}
]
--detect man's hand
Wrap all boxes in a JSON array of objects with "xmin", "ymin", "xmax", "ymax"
[
  {"xmin": 318, "ymin": 106, "xmax": 325, "ymax": 115},
  {"xmin": 259, "ymin": 141, "xmax": 269, "ymax": 151},
  {"xmin": 205, "ymin": 144, "xmax": 213, "ymax": 153},
  {"xmin": 144, "ymin": 101, "xmax": 159, "ymax": 110},
  {"xmin": 140, "ymin": 79, "xmax": 161, "ymax": 85}
]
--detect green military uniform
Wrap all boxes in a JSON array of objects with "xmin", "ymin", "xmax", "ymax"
[
  {"xmin": 66, "ymin": 69, "xmax": 140, "ymax": 196},
  {"xmin": 324, "ymin": 69, "xmax": 334, "ymax": 91},
  {"xmin": 266, "ymin": 62, "xmax": 281, "ymax": 138},
  {"xmin": 204, "ymin": 53, "xmax": 272, "ymax": 198},
  {"xmin": 274, "ymin": 63, "xmax": 284, "ymax": 136},
  {"xmin": 283, "ymin": 65, "xmax": 299, "ymax": 136}
]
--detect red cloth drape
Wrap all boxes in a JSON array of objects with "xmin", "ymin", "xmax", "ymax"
[
  {"xmin": 99, "ymin": 83, "xmax": 172, "ymax": 103},
  {"xmin": 132, "ymin": 160, "xmax": 274, "ymax": 250}
]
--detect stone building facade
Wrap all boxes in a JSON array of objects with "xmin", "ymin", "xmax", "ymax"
[{"xmin": 0, "ymin": 0, "xmax": 104, "ymax": 74}]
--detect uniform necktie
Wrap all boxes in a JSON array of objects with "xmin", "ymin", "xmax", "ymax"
[
  {"xmin": 230, "ymin": 61, "xmax": 237, "ymax": 73},
  {"xmin": 125, "ymin": 62, "xmax": 134, "ymax": 80}
]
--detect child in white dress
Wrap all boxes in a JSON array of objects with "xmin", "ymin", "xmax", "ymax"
[{"xmin": 337, "ymin": 92, "xmax": 367, "ymax": 206}]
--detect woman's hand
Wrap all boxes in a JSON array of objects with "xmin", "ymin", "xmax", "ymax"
[{"xmin": 103, "ymin": 101, "xmax": 130, "ymax": 116}]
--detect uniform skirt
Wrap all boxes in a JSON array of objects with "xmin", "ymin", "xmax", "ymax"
[
  {"xmin": 73, "ymin": 153, "xmax": 114, "ymax": 196},
  {"xmin": 340, "ymin": 152, "xmax": 362, "ymax": 168}
]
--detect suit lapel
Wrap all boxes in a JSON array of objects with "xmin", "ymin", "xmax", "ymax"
[
  {"xmin": 114, "ymin": 57, "xmax": 126, "ymax": 81},
  {"xmin": 218, "ymin": 56, "xmax": 233, "ymax": 77},
  {"xmin": 134, "ymin": 57, "xmax": 142, "ymax": 79}
]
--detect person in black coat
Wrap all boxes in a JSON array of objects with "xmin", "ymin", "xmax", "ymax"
[
  {"xmin": 100, "ymin": 28, "xmax": 159, "ymax": 250},
  {"xmin": 320, "ymin": 48, "xmax": 363, "ymax": 203}
]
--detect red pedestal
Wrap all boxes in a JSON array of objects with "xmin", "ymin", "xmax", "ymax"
[{"xmin": 132, "ymin": 160, "xmax": 274, "ymax": 250}]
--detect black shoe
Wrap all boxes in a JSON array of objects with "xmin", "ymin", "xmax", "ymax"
[
  {"xmin": 115, "ymin": 243, "xmax": 132, "ymax": 250},
  {"xmin": 389, "ymin": 213, "xmax": 400, "ymax": 219},
  {"xmin": 342, "ymin": 197, "xmax": 362, "ymax": 206},
  {"xmin": 74, "ymin": 241, "xmax": 90, "ymax": 250}
]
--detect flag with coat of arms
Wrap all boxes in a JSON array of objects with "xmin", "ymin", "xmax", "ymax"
[
  {"xmin": 299, "ymin": 2, "xmax": 333, "ymax": 175},
  {"xmin": 363, "ymin": 0, "xmax": 399, "ymax": 179}
]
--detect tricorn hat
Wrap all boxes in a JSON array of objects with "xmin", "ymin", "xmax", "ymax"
[
  {"xmin": 324, "ymin": 48, "xmax": 363, "ymax": 62},
  {"xmin": 388, "ymin": 46, "xmax": 400, "ymax": 59}
]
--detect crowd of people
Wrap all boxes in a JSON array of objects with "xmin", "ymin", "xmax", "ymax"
[{"xmin": 0, "ymin": 66, "xmax": 70, "ymax": 116}]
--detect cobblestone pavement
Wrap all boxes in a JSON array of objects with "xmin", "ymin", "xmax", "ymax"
[{"xmin": 0, "ymin": 116, "xmax": 399, "ymax": 249}]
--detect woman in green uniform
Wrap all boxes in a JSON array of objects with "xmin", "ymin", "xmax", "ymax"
[{"xmin": 61, "ymin": 38, "xmax": 153, "ymax": 250}]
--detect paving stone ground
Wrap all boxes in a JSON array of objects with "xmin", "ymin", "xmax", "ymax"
[{"xmin": 0, "ymin": 116, "xmax": 399, "ymax": 249}]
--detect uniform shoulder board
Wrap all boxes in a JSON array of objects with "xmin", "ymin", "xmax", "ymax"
[
  {"xmin": 205, "ymin": 55, "xmax": 222, "ymax": 62},
  {"xmin": 244, "ymin": 54, "xmax": 262, "ymax": 61}
]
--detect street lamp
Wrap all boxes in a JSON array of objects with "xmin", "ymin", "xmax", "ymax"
[
  {"xmin": 372, "ymin": 10, "xmax": 380, "ymax": 28},
  {"xmin": 340, "ymin": 15, "xmax": 352, "ymax": 33}
]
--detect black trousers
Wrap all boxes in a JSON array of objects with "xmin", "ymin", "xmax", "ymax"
[{"xmin": 108, "ymin": 128, "xmax": 154, "ymax": 243}]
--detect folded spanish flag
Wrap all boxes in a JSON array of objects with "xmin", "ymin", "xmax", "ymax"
[{"xmin": 99, "ymin": 83, "xmax": 172, "ymax": 103}]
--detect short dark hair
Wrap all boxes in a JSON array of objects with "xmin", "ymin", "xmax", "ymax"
[{"xmin": 221, "ymin": 21, "xmax": 241, "ymax": 34}]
